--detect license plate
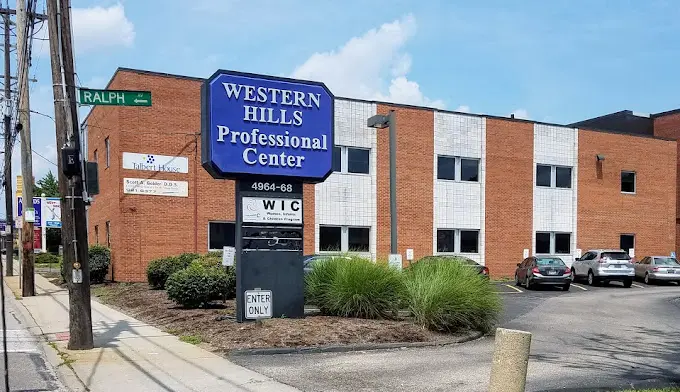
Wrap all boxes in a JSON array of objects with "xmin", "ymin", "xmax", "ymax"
[
  {"xmin": 668, "ymin": 269, "xmax": 675, "ymax": 274},
  {"xmin": 548, "ymin": 270, "xmax": 557, "ymax": 275},
  {"xmin": 611, "ymin": 264, "xmax": 621, "ymax": 268}
]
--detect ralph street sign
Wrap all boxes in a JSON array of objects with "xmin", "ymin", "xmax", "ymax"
[{"xmin": 78, "ymin": 88, "xmax": 152, "ymax": 106}]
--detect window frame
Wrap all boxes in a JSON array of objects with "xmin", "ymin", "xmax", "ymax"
[
  {"xmin": 332, "ymin": 145, "xmax": 371, "ymax": 175},
  {"xmin": 105, "ymin": 221, "xmax": 111, "ymax": 248},
  {"xmin": 459, "ymin": 158, "xmax": 480, "ymax": 183},
  {"xmin": 319, "ymin": 225, "xmax": 342, "ymax": 252},
  {"xmin": 536, "ymin": 164, "xmax": 573, "ymax": 189},
  {"xmin": 619, "ymin": 233, "xmax": 635, "ymax": 254},
  {"xmin": 535, "ymin": 231, "xmax": 572, "ymax": 255},
  {"xmin": 94, "ymin": 225, "xmax": 99, "ymax": 244},
  {"xmin": 459, "ymin": 229, "xmax": 479, "ymax": 253},
  {"xmin": 319, "ymin": 225, "xmax": 371, "ymax": 254},
  {"xmin": 346, "ymin": 147, "xmax": 370, "ymax": 174},
  {"xmin": 436, "ymin": 228, "xmax": 480, "ymax": 254},
  {"xmin": 436, "ymin": 155, "xmax": 480, "ymax": 183},
  {"xmin": 104, "ymin": 137, "xmax": 110, "ymax": 168},
  {"xmin": 347, "ymin": 226, "xmax": 370, "ymax": 252},
  {"xmin": 535, "ymin": 232, "xmax": 551, "ymax": 254},
  {"xmin": 555, "ymin": 166, "xmax": 572, "ymax": 189},
  {"xmin": 207, "ymin": 221, "xmax": 236, "ymax": 251},
  {"xmin": 536, "ymin": 165, "xmax": 552, "ymax": 187},
  {"xmin": 436, "ymin": 156, "xmax": 457, "ymax": 181},
  {"xmin": 621, "ymin": 171, "xmax": 636, "ymax": 194}
]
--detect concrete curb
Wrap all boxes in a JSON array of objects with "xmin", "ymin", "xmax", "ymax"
[{"xmin": 229, "ymin": 330, "xmax": 485, "ymax": 356}]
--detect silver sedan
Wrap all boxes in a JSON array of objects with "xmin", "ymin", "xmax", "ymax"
[{"xmin": 634, "ymin": 256, "xmax": 680, "ymax": 284}]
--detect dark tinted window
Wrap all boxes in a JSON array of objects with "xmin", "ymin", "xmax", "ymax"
[
  {"xmin": 536, "ymin": 165, "xmax": 551, "ymax": 187},
  {"xmin": 554, "ymin": 233, "xmax": 571, "ymax": 254},
  {"xmin": 536, "ymin": 257, "xmax": 566, "ymax": 266},
  {"xmin": 347, "ymin": 148, "xmax": 369, "ymax": 174},
  {"xmin": 436, "ymin": 229, "xmax": 455, "ymax": 252},
  {"xmin": 555, "ymin": 167, "xmax": 572, "ymax": 188},
  {"xmin": 209, "ymin": 222, "xmax": 235, "ymax": 250},
  {"xmin": 460, "ymin": 159, "xmax": 479, "ymax": 182},
  {"xmin": 536, "ymin": 232, "xmax": 550, "ymax": 254},
  {"xmin": 602, "ymin": 251, "xmax": 631, "ymax": 260},
  {"xmin": 348, "ymin": 227, "xmax": 370, "ymax": 252},
  {"xmin": 437, "ymin": 156, "xmax": 456, "ymax": 180},
  {"xmin": 460, "ymin": 230, "xmax": 479, "ymax": 253},
  {"xmin": 332, "ymin": 146, "xmax": 342, "ymax": 172},
  {"xmin": 620, "ymin": 234, "xmax": 635, "ymax": 253},
  {"xmin": 621, "ymin": 171, "xmax": 636, "ymax": 193},
  {"xmin": 320, "ymin": 226, "xmax": 341, "ymax": 251},
  {"xmin": 654, "ymin": 257, "xmax": 680, "ymax": 266}
]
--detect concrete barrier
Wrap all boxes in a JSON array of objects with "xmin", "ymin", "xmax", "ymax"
[{"xmin": 488, "ymin": 328, "xmax": 532, "ymax": 392}]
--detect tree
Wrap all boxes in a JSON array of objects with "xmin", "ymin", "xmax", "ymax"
[{"xmin": 34, "ymin": 171, "xmax": 59, "ymax": 197}]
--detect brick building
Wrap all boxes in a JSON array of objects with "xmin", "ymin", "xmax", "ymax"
[{"xmin": 83, "ymin": 68, "xmax": 678, "ymax": 281}]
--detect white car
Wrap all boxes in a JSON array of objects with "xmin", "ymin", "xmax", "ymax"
[{"xmin": 571, "ymin": 249, "xmax": 635, "ymax": 287}]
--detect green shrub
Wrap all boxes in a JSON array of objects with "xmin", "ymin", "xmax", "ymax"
[
  {"xmin": 177, "ymin": 253, "xmax": 200, "ymax": 265},
  {"xmin": 196, "ymin": 254, "xmax": 221, "ymax": 269},
  {"xmin": 146, "ymin": 256, "xmax": 192, "ymax": 289},
  {"xmin": 404, "ymin": 257, "xmax": 501, "ymax": 333},
  {"xmin": 166, "ymin": 262, "xmax": 230, "ymax": 308},
  {"xmin": 195, "ymin": 254, "xmax": 236, "ymax": 299},
  {"xmin": 35, "ymin": 252, "xmax": 58, "ymax": 265},
  {"xmin": 88, "ymin": 245, "xmax": 111, "ymax": 284},
  {"xmin": 305, "ymin": 255, "xmax": 406, "ymax": 319}
]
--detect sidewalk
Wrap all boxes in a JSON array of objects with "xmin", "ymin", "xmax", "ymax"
[{"xmin": 3, "ymin": 265, "xmax": 299, "ymax": 392}]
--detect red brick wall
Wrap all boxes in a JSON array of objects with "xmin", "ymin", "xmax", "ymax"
[
  {"xmin": 653, "ymin": 112, "xmax": 680, "ymax": 254},
  {"xmin": 376, "ymin": 104, "xmax": 434, "ymax": 265},
  {"xmin": 485, "ymin": 118, "xmax": 534, "ymax": 277},
  {"xmin": 577, "ymin": 129, "xmax": 676, "ymax": 258}
]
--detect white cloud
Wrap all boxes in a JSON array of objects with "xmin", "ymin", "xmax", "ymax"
[
  {"xmin": 511, "ymin": 108, "xmax": 530, "ymax": 119},
  {"xmin": 290, "ymin": 15, "xmax": 445, "ymax": 109},
  {"xmin": 71, "ymin": 3, "xmax": 135, "ymax": 53},
  {"xmin": 455, "ymin": 105, "xmax": 471, "ymax": 113}
]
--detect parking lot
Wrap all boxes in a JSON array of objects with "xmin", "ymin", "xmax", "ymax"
[{"xmin": 492, "ymin": 279, "xmax": 666, "ymax": 295}]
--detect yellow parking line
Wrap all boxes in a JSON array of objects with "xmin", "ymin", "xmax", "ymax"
[
  {"xmin": 631, "ymin": 283, "xmax": 645, "ymax": 289},
  {"xmin": 571, "ymin": 283, "xmax": 588, "ymax": 291},
  {"xmin": 504, "ymin": 284, "xmax": 523, "ymax": 293}
]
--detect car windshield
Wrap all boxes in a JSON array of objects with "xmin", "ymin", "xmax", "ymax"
[
  {"xmin": 655, "ymin": 257, "xmax": 680, "ymax": 266},
  {"xmin": 536, "ymin": 258, "xmax": 566, "ymax": 266},
  {"xmin": 602, "ymin": 252, "xmax": 631, "ymax": 260}
]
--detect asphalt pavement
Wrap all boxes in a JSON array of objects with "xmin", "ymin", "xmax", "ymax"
[{"xmin": 233, "ymin": 280, "xmax": 680, "ymax": 392}]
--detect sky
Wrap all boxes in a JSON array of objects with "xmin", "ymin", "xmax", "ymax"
[{"xmin": 2, "ymin": 0, "xmax": 680, "ymax": 218}]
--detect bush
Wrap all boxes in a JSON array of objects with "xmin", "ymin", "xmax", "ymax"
[
  {"xmin": 35, "ymin": 252, "xmax": 58, "ymax": 265},
  {"xmin": 146, "ymin": 256, "xmax": 192, "ymax": 289},
  {"xmin": 88, "ymin": 245, "xmax": 111, "ymax": 284},
  {"xmin": 166, "ymin": 262, "xmax": 230, "ymax": 308},
  {"xmin": 177, "ymin": 253, "xmax": 201, "ymax": 265},
  {"xmin": 195, "ymin": 254, "xmax": 236, "ymax": 299},
  {"xmin": 305, "ymin": 255, "xmax": 406, "ymax": 319},
  {"xmin": 404, "ymin": 257, "xmax": 501, "ymax": 333}
]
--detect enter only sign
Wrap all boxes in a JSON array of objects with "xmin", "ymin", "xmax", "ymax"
[{"xmin": 244, "ymin": 290, "xmax": 272, "ymax": 319}]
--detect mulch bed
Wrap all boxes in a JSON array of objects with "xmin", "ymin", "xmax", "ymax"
[{"xmin": 82, "ymin": 282, "xmax": 452, "ymax": 352}]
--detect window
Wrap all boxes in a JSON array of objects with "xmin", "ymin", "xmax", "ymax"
[
  {"xmin": 208, "ymin": 222, "xmax": 235, "ymax": 251},
  {"xmin": 436, "ymin": 229, "xmax": 480, "ymax": 254},
  {"xmin": 459, "ymin": 230, "xmax": 479, "ymax": 253},
  {"xmin": 105, "ymin": 221, "xmax": 111, "ymax": 247},
  {"xmin": 347, "ymin": 227, "xmax": 369, "ymax": 252},
  {"xmin": 332, "ymin": 146, "xmax": 371, "ymax": 175},
  {"xmin": 94, "ymin": 225, "xmax": 99, "ymax": 244},
  {"xmin": 105, "ymin": 137, "xmax": 110, "ymax": 168},
  {"xmin": 437, "ymin": 156, "xmax": 480, "ymax": 182},
  {"xmin": 347, "ymin": 148, "xmax": 369, "ymax": 174},
  {"xmin": 536, "ymin": 164, "xmax": 572, "ymax": 189},
  {"xmin": 93, "ymin": 149, "xmax": 98, "ymax": 163},
  {"xmin": 536, "ymin": 165, "xmax": 551, "ymax": 187},
  {"xmin": 621, "ymin": 171, "xmax": 636, "ymax": 193},
  {"xmin": 436, "ymin": 229, "xmax": 455, "ymax": 252},
  {"xmin": 332, "ymin": 146, "xmax": 341, "ymax": 172},
  {"xmin": 460, "ymin": 159, "xmax": 479, "ymax": 182},
  {"xmin": 536, "ymin": 232, "xmax": 571, "ymax": 254},
  {"xmin": 555, "ymin": 167, "xmax": 572, "ymax": 189},
  {"xmin": 320, "ymin": 226, "xmax": 342, "ymax": 251},
  {"xmin": 620, "ymin": 234, "xmax": 635, "ymax": 254},
  {"xmin": 437, "ymin": 156, "xmax": 456, "ymax": 181},
  {"xmin": 320, "ymin": 226, "xmax": 370, "ymax": 253},
  {"xmin": 535, "ymin": 232, "xmax": 551, "ymax": 254}
]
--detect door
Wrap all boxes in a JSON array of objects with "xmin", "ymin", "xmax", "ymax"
[
  {"xmin": 577, "ymin": 252, "xmax": 595, "ymax": 276},
  {"xmin": 517, "ymin": 258, "xmax": 530, "ymax": 281},
  {"xmin": 635, "ymin": 257, "xmax": 649, "ymax": 278}
]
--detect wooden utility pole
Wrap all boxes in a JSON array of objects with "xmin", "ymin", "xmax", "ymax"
[
  {"xmin": 47, "ymin": 0, "xmax": 93, "ymax": 349},
  {"xmin": 2, "ymin": 12, "xmax": 14, "ymax": 276},
  {"xmin": 16, "ymin": 0, "xmax": 34, "ymax": 297}
]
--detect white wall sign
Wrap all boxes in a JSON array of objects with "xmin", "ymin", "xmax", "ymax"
[
  {"xmin": 629, "ymin": 248, "xmax": 635, "ymax": 258},
  {"xmin": 123, "ymin": 178, "xmax": 189, "ymax": 197},
  {"xmin": 388, "ymin": 254, "xmax": 403, "ymax": 270},
  {"xmin": 575, "ymin": 249, "xmax": 582, "ymax": 259},
  {"xmin": 122, "ymin": 152, "xmax": 189, "ymax": 174},
  {"xmin": 244, "ymin": 289, "xmax": 272, "ymax": 319},
  {"xmin": 222, "ymin": 246, "xmax": 235, "ymax": 267},
  {"xmin": 242, "ymin": 197, "xmax": 302, "ymax": 224},
  {"xmin": 405, "ymin": 248, "xmax": 414, "ymax": 261},
  {"xmin": 523, "ymin": 249, "xmax": 529, "ymax": 259}
]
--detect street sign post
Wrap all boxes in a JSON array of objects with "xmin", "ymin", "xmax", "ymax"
[{"xmin": 78, "ymin": 88, "xmax": 152, "ymax": 106}]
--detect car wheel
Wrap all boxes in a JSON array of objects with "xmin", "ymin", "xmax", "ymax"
[
  {"xmin": 644, "ymin": 273, "xmax": 651, "ymax": 285},
  {"xmin": 587, "ymin": 271, "xmax": 597, "ymax": 286},
  {"xmin": 562, "ymin": 283, "xmax": 570, "ymax": 291},
  {"xmin": 525, "ymin": 276, "xmax": 532, "ymax": 290},
  {"xmin": 570, "ymin": 268, "xmax": 576, "ymax": 282},
  {"xmin": 623, "ymin": 278, "xmax": 633, "ymax": 288}
]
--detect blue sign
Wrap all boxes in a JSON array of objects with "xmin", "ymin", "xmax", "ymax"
[
  {"xmin": 17, "ymin": 197, "xmax": 41, "ymax": 227},
  {"xmin": 202, "ymin": 70, "xmax": 335, "ymax": 182}
]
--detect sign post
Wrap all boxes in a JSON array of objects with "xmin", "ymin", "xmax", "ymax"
[{"xmin": 202, "ymin": 70, "xmax": 334, "ymax": 322}]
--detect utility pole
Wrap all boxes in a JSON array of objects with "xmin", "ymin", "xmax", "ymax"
[
  {"xmin": 16, "ymin": 0, "xmax": 34, "ymax": 297},
  {"xmin": 47, "ymin": 0, "xmax": 93, "ymax": 349},
  {"xmin": 2, "ymin": 12, "xmax": 14, "ymax": 276}
]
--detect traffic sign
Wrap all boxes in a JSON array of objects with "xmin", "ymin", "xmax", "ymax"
[{"xmin": 78, "ymin": 88, "xmax": 152, "ymax": 106}]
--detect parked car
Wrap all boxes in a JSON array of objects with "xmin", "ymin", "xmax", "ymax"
[
  {"xmin": 571, "ymin": 249, "xmax": 634, "ymax": 287},
  {"xmin": 419, "ymin": 255, "xmax": 490, "ymax": 278},
  {"xmin": 515, "ymin": 256, "xmax": 571, "ymax": 290},
  {"xmin": 634, "ymin": 256, "xmax": 680, "ymax": 284},
  {"xmin": 302, "ymin": 254, "xmax": 351, "ymax": 275}
]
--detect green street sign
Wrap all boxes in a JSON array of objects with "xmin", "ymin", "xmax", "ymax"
[{"xmin": 78, "ymin": 88, "xmax": 152, "ymax": 107}]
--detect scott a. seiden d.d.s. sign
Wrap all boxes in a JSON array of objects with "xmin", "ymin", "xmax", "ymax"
[{"xmin": 202, "ymin": 70, "xmax": 334, "ymax": 182}]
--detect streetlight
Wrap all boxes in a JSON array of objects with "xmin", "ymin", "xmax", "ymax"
[{"xmin": 367, "ymin": 110, "xmax": 398, "ymax": 256}]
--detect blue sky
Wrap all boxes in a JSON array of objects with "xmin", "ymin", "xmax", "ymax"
[{"xmin": 2, "ymin": 0, "xmax": 680, "ymax": 217}]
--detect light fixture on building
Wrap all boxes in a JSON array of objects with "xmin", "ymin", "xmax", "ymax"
[{"xmin": 596, "ymin": 154, "xmax": 605, "ymax": 161}]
